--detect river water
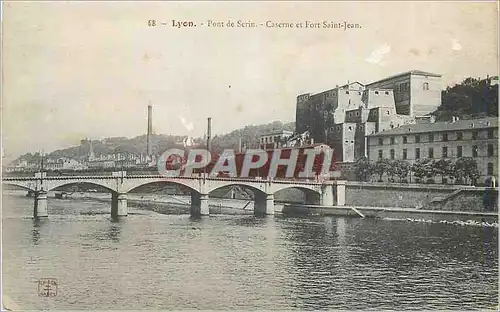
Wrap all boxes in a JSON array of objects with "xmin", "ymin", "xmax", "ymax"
[{"xmin": 2, "ymin": 193, "xmax": 498, "ymax": 310}]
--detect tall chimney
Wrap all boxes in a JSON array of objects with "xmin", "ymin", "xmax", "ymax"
[
  {"xmin": 207, "ymin": 117, "xmax": 212, "ymax": 151},
  {"xmin": 238, "ymin": 136, "xmax": 242, "ymax": 153},
  {"xmin": 147, "ymin": 104, "xmax": 152, "ymax": 156}
]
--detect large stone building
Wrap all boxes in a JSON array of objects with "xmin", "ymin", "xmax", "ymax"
[
  {"xmin": 366, "ymin": 70, "xmax": 442, "ymax": 116},
  {"xmin": 295, "ymin": 70, "xmax": 443, "ymax": 163},
  {"xmin": 367, "ymin": 117, "xmax": 498, "ymax": 182}
]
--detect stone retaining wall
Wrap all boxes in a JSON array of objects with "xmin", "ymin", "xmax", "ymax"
[{"xmin": 345, "ymin": 182, "xmax": 498, "ymax": 212}]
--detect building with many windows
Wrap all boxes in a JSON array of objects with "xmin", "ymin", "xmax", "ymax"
[
  {"xmin": 258, "ymin": 130, "xmax": 294, "ymax": 149},
  {"xmin": 367, "ymin": 117, "xmax": 498, "ymax": 182}
]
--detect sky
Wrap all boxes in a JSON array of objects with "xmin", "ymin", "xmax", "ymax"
[{"xmin": 2, "ymin": 1, "xmax": 498, "ymax": 161}]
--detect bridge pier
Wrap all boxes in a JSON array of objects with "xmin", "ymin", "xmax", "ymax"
[
  {"xmin": 336, "ymin": 180, "xmax": 346, "ymax": 206},
  {"xmin": 191, "ymin": 193, "xmax": 209, "ymax": 216},
  {"xmin": 34, "ymin": 191, "xmax": 48, "ymax": 218},
  {"xmin": 255, "ymin": 193, "xmax": 274, "ymax": 216},
  {"xmin": 320, "ymin": 184, "xmax": 335, "ymax": 206},
  {"xmin": 111, "ymin": 193, "xmax": 128, "ymax": 217}
]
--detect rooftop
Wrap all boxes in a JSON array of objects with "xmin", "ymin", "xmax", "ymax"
[
  {"xmin": 367, "ymin": 70, "xmax": 442, "ymax": 86},
  {"xmin": 259, "ymin": 130, "xmax": 294, "ymax": 136},
  {"xmin": 368, "ymin": 117, "xmax": 498, "ymax": 137}
]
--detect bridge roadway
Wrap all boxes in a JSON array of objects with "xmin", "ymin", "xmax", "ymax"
[{"xmin": 2, "ymin": 172, "xmax": 347, "ymax": 218}]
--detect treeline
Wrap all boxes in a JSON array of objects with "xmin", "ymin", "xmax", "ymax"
[{"xmin": 354, "ymin": 157, "xmax": 483, "ymax": 185}]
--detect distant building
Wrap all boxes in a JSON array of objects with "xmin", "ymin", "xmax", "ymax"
[
  {"xmin": 258, "ymin": 130, "xmax": 294, "ymax": 149},
  {"xmin": 45, "ymin": 158, "xmax": 87, "ymax": 171},
  {"xmin": 367, "ymin": 117, "xmax": 498, "ymax": 183}
]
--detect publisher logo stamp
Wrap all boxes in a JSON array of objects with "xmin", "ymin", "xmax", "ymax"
[{"xmin": 37, "ymin": 278, "xmax": 57, "ymax": 297}]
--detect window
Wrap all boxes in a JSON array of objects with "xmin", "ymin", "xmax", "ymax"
[
  {"xmin": 355, "ymin": 111, "xmax": 360, "ymax": 116},
  {"xmin": 415, "ymin": 135, "xmax": 421, "ymax": 143},
  {"xmin": 403, "ymin": 136, "xmax": 408, "ymax": 144},
  {"xmin": 402, "ymin": 149, "xmax": 407, "ymax": 160},
  {"xmin": 423, "ymin": 82, "xmax": 429, "ymax": 90},
  {"xmin": 457, "ymin": 132, "xmax": 463, "ymax": 140},
  {"xmin": 378, "ymin": 150, "xmax": 383, "ymax": 159},
  {"xmin": 359, "ymin": 125, "xmax": 364, "ymax": 131},
  {"xmin": 457, "ymin": 146, "xmax": 463, "ymax": 157},
  {"xmin": 346, "ymin": 91, "xmax": 349, "ymax": 94},
  {"xmin": 336, "ymin": 126, "xmax": 341, "ymax": 132},
  {"xmin": 348, "ymin": 112, "xmax": 352, "ymax": 117},
  {"xmin": 348, "ymin": 126, "xmax": 352, "ymax": 131},
  {"xmin": 472, "ymin": 131, "xmax": 478, "ymax": 140},
  {"xmin": 442, "ymin": 146, "xmax": 448, "ymax": 158},
  {"xmin": 428, "ymin": 147, "xmax": 434, "ymax": 158},
  {"xmin": 390, "ymin": 137, "xmax": 395, "ymax": 145},
  {"xmin": 488, "ymin": 144, "xmax": 494, "ymax": 157},
  {"xmin": 488, "ymin": 130, "xmax": 494, "ymax": 139},
  {"xmin": 385, "ymin": 91, "xmax": 389, "ymax": 95},
  {"xmin": 390, "ymin": 149, "xmax": 395, "ymax": 160},
  {"xmin": 375, "ymin": 91, "xmax": 379, "ymax": 95},
  {"xmin": 265, "ymin": 138, "xmax": 268, "ymax": 143},
  {"xmin": 415, "ymin": 148, "xmax": 421, "ymax": 159},
  {"xmin": 378, "ymin": 138, "xmax": 383, "ymax": 146},
  {"xmin": 442, "ymin": 133, "xmax": 448, "ymax": 142},
  {"xmin": 472, "ymin": 145, "xmax": 478, "ymax": 157},
  {"xmin": 487, "ymin": 163, "xmax": 494, "ymax": 175},
  {"xmin": 429, "ymin": 133, "xmax": 434, "ymax": 142}
]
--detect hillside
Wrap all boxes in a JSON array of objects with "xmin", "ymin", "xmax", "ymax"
[{"xmin": 14, "ymin": 121, "xmax": 295, "ymax": 162}]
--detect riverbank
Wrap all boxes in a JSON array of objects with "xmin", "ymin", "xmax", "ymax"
[
  {"xmin": 282, "ymin": 204, "xmax": 498, "ymax": 226},
  {"xmin": 5, "ymin": 190, "xmax": 497, "ymax": 225}
]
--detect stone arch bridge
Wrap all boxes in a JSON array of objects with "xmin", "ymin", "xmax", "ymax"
[{"xmin": 2, "ymin": 172, "xmax": 346, "ymax": 218}]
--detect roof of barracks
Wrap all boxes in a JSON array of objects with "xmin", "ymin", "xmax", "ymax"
[{"xmin": 368, "ymin": 117, "xmax": 498, "ymax": 137}]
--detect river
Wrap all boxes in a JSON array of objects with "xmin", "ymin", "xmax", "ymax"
[{"xmin": 2, "ymin": 193, "xmax": 498, "ymax": 310}]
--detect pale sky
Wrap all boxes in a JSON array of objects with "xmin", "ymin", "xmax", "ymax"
[{"xmin": 2, "ymin": 1, "xmax": 498, "ymax": 160}]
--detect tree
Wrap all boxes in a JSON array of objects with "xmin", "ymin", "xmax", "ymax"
[
  {"xmin": 392, "ymin": 160, "xmax": 411, "ymax": 182},
  {"xmin": 433, "ymin": 76, "xmax": 498, "ymax": 121},
  {"xmin": 454, "ymin": 157, "xmax": 480, "ymax": 185},
  {"xmin": 353, "ymin": 157, "xmax": 373, "ymax": 181},
  {"xmin": 373, "ymin": 158, "xmax": 391, "ymax": 182},
  {"xmin": 432, "ymin": 159, "xmax": 453, "ymax": 183},
  {"xmin": 411, "ymin": 159, "xmax": 434, "ymax": 182}
]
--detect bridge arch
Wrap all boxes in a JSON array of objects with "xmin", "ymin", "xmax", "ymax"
[
  {"xmin": 123, "ymin": 179, "xmax": 200, "ymax": 194},
  {"xmin": 207, "ymin": 182, "xmax": 267, "ymax": 197},
  {"xmin": 271, "ymin": 184, "xmax": 321, "ymax": 195},
  {"xmin": 47, "ymin": 180, "xmax": 116, "ymax": 193},
  {"xmin": 272, "ymin": 185, "xmax": 322, "ymax": 205},
  {"xmin": 2, "ymin": 181, "xmax": 37, "ymax": 192}
]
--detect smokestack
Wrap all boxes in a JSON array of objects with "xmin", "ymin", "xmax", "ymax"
[
  {"xmin": 147, "ymin": 104, "xmax": 152, "ymax": 156},
  {"xmin": 238, "ymin": 136, "xmax": 242, "ymax": 153},
  {"xmin": 207, "ymin": 117, "xmax": 212, "ymax": 151}
]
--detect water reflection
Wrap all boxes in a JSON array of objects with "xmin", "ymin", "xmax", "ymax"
[
  {"xmin": 31, "ymin": 218, "xmax": 47, "ymax": 245},
  {"xmin": 106, "ymin": 222, "xmax": 121, "ymax": 243}
]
